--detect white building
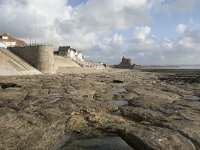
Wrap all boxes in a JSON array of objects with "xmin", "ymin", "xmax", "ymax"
[
  {"xmin": 0, "ymin": 42, "xmax": 7, "ymax": 48},
  {"xmin": 58, "ymin": 46, "xmax": 84, "ymax": 62},
  {"xmin": 0, "ymin": 33, "xmax": 27, "ymax": 47}
]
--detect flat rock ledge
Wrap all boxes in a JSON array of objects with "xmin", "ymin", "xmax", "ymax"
[{"xmin": 0, "ymin": 69, "xmax": 200, "ymax": 150}]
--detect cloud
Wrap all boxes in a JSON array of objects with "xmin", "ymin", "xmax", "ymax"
[
  {"xmin": 124, "ymin": 24, "xmax": 200, "ymax": 65},
  {"xmin": 152, "ymin": 0, "xmax": 199, "ymax": 14},
  {"xmin": 134, "ymin": 26, "xmax": 151, "ymax": 40},
  {"xmin": 159, "ymin": 25, "xmax": 200, "ymax": 65},
  {"xmin": 0, "ymin": 0, "xmax": 153, "ymax": 48},
  {"xmin": 76, "ymin": 0, "xmax": 152, "ymax": 31},
  {"xmin": 131, "ymin": 26, "xmax": 160, "ymax": 51},
  {"xmin": 176, "ymin": 24, "xmax": 187, "ymax": 34},
  {"xmin": 85, "ymin": 33, "xmax": 126, "ymax": 64},
  {"xmin": 0, "ymin": 0, "xmax": 199, "ymax": 65},
  {"xmin": 178, "ymin": 26, "xmax": 200, "ymax": 50},
  {"xmin": 163, "ymin": 38, "xmax": 173, "ymax": 49},
  {"xmin": 0, "ymin": 0, "xmax": 72, "ymax": 44}
]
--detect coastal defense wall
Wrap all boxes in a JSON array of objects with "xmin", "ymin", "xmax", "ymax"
[
  {"xmin": 54, "ymin": 55, "xmax": 81, "ymax": 68},
  {"xmin": 0, "ymin": 48, "xmax": 41, "ymax": 76},
  {"xmin": 9, "ymin": 45, "xmax": 55, "ymax": 73}
]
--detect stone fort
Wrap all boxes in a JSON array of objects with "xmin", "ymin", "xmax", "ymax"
[
  {"xmin": 9, "ymin": 45, "xmax": 55, "ymax": 74},
  {"xmin": 114, "ymin": 57, "xmax": 138, "ymax": 69}
]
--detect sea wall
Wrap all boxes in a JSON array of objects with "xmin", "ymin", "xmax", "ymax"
[
  {"xmin": 0, "ymin": 48, "xmax": 41, "ymax": 76},
  {"xmin": 9, "ymin": 45, "xmax": 55, "ymax": 73}
]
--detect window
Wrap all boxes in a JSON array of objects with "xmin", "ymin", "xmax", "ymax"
[{"xmin": 2, "ymin": 36, "xmax": 8, "ymax": 40}]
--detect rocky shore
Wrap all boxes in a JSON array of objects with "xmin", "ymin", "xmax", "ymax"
[{"xmin": 0, "ymin": 69, "xmax": 200, "ymax": 150}]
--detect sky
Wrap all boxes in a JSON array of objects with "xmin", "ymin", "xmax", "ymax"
[{"xmin": 0, "ymin": 0, "xmax": 200, "ymax": 65}]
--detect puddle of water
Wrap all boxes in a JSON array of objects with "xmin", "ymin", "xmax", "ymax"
[
  {"xmin": 115, "ymin": 88, "xmax": 128, "ymax": 94},
  {"xmin": 111, "ymin": 109, "xmax": 121, "ymax": 115},
  {"xmin": 51, "ymin": 134, "xmax": 133, "ymax": 150},
  {"xmin": 108, "ymin": 100, "xmax": 129, "ymax": 107},
  {"xmin": 186, "ymin": 96, "xmax": 200, "ymax": 101},
  {"xmin": 108, "ymin": 100, "xmax": 128, "ymax": 116},
  {"xmin": 0, "ymin": 83, "xmax": 21, "ymax": 89}
]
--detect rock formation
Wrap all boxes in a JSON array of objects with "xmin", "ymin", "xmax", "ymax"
[{"xmin": 0, "ymin": 69, "xmax": 200, "ymax": 150}]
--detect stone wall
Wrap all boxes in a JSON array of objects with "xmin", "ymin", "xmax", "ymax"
[
  {"xmin": 73, "ymin": 59, "xmax": 105, "ymax": 70},
  {"xmin": 9, "ymin": 45, "xmax": 55, "ymax": 73},
  {"xmin": 0, "ymin": 48, "xmax": 41, "ymax": 76}
]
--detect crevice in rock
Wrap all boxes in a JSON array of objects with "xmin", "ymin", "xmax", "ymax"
[
  {"xmin": 119, "ymin": 131, "xmax": 155, "ymax": 150},
  {"xmin": 0, "ymin": 105, "xmax": 20, "ymax": 111},
  {"xmin": 16, "ymin": 93, "xmax": 31, "ymax": 109},
  {"xmin": 113, "ymin": 79, "xmax": 124, "ymax": 83},
  {"xmin": 0, "ymin": 83, "xmax": 21, "ymax": 89}
]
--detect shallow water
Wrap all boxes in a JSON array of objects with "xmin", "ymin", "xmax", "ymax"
[
  {"xmin": 188, "ymin": 96, "xmax": 200, "ymax": 101},
  {"xmin": 141, "ymin": 65, "xmax": 200, "ymax": 70},
  {"xmin": 111, "ymin": 109, "xmax": 121, "ymax": 115},
  {"xmin": 108, "ymin": 100, "xmax": 129, "ymax": 107},
  {"xmin": 108, "ymin": 100, "xmax": 129, "ymax": 115},
  {"xmin": 51, "ymin": 134, "xmax": 133, "ymax": 150},
  {"xmin": 115, "ymin": 88, "xmax": 128, "ymax": 94}
]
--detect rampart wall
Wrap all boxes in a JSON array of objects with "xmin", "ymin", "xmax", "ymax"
[{"xmin": 9, "ymin": 45, "xmax": 55, "ymax": 73}]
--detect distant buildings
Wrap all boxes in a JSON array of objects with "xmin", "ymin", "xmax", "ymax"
[
  {"xmin": 0, "ymin": 33, "xmax": 27, "ymax": 48},
  {"xmin": 55, "ymin": 46, "xmax": 84, "ymax": 61}
]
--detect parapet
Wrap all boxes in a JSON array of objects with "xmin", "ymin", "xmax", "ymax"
[{"xmin": 9, "ymin": 45, "xmax": 55, "ymax": 73}]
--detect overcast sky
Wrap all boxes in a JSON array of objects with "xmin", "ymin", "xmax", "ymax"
[{"xmin": 0, "ymin": 0, "xmax": 200, "ymax": 65}]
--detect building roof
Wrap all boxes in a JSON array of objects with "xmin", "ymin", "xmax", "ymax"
[
  {"xmin": 58, "ymin": 46, "xmax": 81, "ymax": 53},
  {"xmin": 0, "ymin": 33, "xmax": 27, "ymax": 47}
]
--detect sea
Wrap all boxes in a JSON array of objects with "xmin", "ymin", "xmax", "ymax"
[{"xmin": 140, "ymin": 65, "xmax": 200, "ymax": 70}]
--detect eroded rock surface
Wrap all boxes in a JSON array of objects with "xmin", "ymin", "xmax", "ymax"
[{"xmin": 0, "ymin": 69, "xmax": 199, "ymax": 150}]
